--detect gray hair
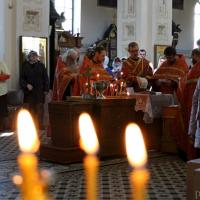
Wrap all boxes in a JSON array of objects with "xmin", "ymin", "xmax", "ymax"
[{"xmin": 61, "ymin": 49, "xmax": 78, "ymax": 63}]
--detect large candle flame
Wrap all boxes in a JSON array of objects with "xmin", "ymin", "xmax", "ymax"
[
  {"xmin": 17, "ymin": 109, "xmax": 40, "ymax": 153},
  {"xmin": 79, "ymin": 113, "xmax": 99, "ymax": 155},
  {"xmin": 125, "ymin": 123, "xmax": 147, "ymax": 168}
]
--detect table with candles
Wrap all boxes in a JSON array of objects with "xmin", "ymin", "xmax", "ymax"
[{"xmin": 40, "ymin": 92, "xmax": 174, "ymax": 164}]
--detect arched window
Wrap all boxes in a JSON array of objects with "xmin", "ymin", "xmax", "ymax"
[
  {"xmin": 194, "ymin": 2, "xmax": 200, "ymax": 48},
  {"xmin": 55, "ymin": 0, "xmax": 81, "ymax": 34}
]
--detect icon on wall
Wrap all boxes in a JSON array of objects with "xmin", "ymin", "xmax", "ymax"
[{"xmin": 23, "ymin": 7, "xmax": 42, "ymax": 32}]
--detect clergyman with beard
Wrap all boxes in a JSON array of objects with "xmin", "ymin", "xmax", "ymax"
[
  {"xmin": 152, "ymin": 46, "xmax": 188, "ymax": 94},
  {"xmin": 179, "ymin": 48, "xmax": 200, "ymax": 160}
]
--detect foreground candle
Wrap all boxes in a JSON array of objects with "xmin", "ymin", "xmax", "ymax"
[
  {"xmin": 17, "ymin": 109, "xmax": 47, "ymax": 200},
  {"xmin": 79, "ymin": 113, "xmax": 99, "ymax": 200},
  {"xmin": 125, "ymin": 123, "xmax": 149, "ymax": 200}
]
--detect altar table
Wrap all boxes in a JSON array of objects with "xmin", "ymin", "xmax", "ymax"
[
  {"xmin": 40, "ymin": 94, "xmax": 174, "ymax": 164},
  {"xmin": 40, "ymin": 98, "xmax": 136, "ymax": 163}
]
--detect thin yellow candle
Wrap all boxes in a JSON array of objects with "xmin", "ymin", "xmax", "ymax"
[
  {"xmin": 120, "ymin": 81, "xmax": 123, "ymax": 96},
  {"xmin": 17, "ymin": 109, "xmax": 47, "ymax": 200},
  {"xmin": 79, "ymin": 113, "xmax": 99, "ymax": 200},
  {"xmin": 110, "ymin": 83, "xmax": 114, "ymax": 96},
  {"xmin": 96, "ymin": 73, "xmax": 100, "ymax": 80},
  {"xmin": 125, "ymin": 123, "xmax": 149, "ymax": 200}
]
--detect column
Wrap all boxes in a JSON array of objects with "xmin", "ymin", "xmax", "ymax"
[
  {"xmin": 117, "ymin": 0, "xmax": 172, "ymax": 64},
  {"xmin": 0, "ymin": 0, "xmax": 5, "ymax": 60}
]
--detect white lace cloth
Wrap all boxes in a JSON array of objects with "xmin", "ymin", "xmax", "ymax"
[{"xmin": 133, "ymin": 93, "xmax": 174, "ymax": 123}]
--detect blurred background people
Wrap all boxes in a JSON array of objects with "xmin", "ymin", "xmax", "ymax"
[{"xmin": 139, "ymin": 49, "xmax": 147, "ymax": 58}]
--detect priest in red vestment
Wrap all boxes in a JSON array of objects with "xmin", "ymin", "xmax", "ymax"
[
  {"xmin": 52, "ymin": 49, "xmax": 80, "ymax": 101},
  {"xmin": 79, "ymin": 46, "xmax": 112, "ymax": 95},
  {"xmin": 152, "ymin": 46, "xmax": 190, "ymax": 160},
  {"xmin": 180, "ymin": 49, "xmax": 200, "ymax": 159},
  {"xmin": 121, "ymin": 42, "xmax": 153, "ymax": 91},
  {"xmin": 152, "ymin": 46, "xmax": 188, "ymax": 94}
]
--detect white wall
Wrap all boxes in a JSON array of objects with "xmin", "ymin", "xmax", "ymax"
[
  {"xmin": 16, "ymin": 0, "xmax": 50, "ymax": 37},
  {"xmin": 173, "ymin": 0, "xmax": 196, "ymax": 52},
  {"xmin": 0, "ymin": 0, "xmax": 50, "ymax": 90},
  {"xmin": 117, "ymin": 0, "xmax": 172, "ymax": 64},
  {"xmin": 4, "ymin": 0, "xmax": 17, "ymax": 90},
  {"xmin": 0, "ymin": 0, "xmax": 5, "ymax": 60},
  {"xmin": 81, "ymin": 0, "xmax": 116, "ymax": 48}
]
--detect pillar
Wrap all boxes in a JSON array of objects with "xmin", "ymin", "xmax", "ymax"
[{"xmin": 117, "ymin": 0, "xmax": 172, "ymax": 64}]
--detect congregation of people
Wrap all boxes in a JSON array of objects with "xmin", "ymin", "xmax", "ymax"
[{"xmin": 1, "ymin": 39, "xmax": 200, "ymax": 161}]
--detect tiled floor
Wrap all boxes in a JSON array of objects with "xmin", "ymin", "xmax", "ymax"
[{"xmin": 0, "ymin": 131, "xmax": 187, "ymax": 200}]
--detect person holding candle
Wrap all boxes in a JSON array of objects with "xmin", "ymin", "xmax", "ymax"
[
  {"xmin": 121, "ymin": 42, "xmax": 153, "ymax": 92},
  {"xmin": 0, "ymin": 61, "xmax": 10, "ymax": 131}
]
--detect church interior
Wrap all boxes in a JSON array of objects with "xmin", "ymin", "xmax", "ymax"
[{"xmin": 1, "ymin": 0, "xmax": 200, "ymax": 199}]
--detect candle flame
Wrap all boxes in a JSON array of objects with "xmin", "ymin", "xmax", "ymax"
[
  {"xmin": 79, "ymin": 113, "xmax": 99, "ymax": 155},
  {"xmin": 125, "ymin": 123, "xmax": 147, "ymax": 168},
  {"xmin": 97, "ymin": 74, "xmax": 100, "ymax": 78},
  {"xmin": 17, "ymin": 109, "xmax": 40, "ymax": 153},
  {"xmin": 127, "ymin": 92, "xmax": 130, "ymax": 96},
  {"xmin": 13, "ymin": 175, "xmax": 23, "ymax": 185}
]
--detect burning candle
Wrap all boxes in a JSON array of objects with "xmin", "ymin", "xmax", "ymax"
[
  {"xmin": 96, "ymin": 73, "xmax": 100, "ymax": 80},
  {"xmin": 16, "ymin": 109, "xmax": 47, "ymax": 200},
  {"xmin": 79, "ymin": 113, "xmax": 99, "ymax": 200},
  {"xmin": 120, "ymin": 81, "xmax": 124, "ymax": 95},
  {"xmin": 110, "ymin": 83, "xmax": 114, "ymax": 96},
  {"xmin": 125, "ymin": 123, "xmax": 149, "ymax": 200}
]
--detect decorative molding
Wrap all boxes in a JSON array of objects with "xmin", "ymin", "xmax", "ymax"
[
  {"xmin": 157, "ymin": 0, "xmax": 168, "ymax": 18},
  {"xmin": 23, "ymin": 7, "xmax": 42, "ymax": 32},
  {"xmin": 123, "ymin": 22, "xmax": 136, "ymax": 41},
  {"xmin": 23, "ymin": 0, "xmax": 42, "ymax": 4},
  {"xmin": 123, "ymin": 0, "xmax": 136, "ymax": 18},
  {"xmin": 121, "ymin": 44, "xmax": 129, "ymax": 57},
  {"xmin": 156, "ymin": 23, "xmax": 168, "ymax": 43}
]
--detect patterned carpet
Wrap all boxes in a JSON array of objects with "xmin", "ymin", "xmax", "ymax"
[{"xmin": 0, "ymin": 131, "xmax": 187, "ymax": 200}]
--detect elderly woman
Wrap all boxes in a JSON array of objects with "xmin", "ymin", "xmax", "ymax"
[{"xmin": 52, "ymin": 49, "xmax": 80, "ymax": 101}]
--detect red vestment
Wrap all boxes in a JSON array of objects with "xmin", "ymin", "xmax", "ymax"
[
  {"xmin": 121, "ymin": 57, "xmax": 153, "ymax": 91},
  {"xmin": 152, "ymin": 55, "xmax": 188, "ymax": 94},
  {"xmin": 179, "ymin": 61, "xmax": 200, "ymax": 159},
  {"xmin": 52, "ymin": 57, "xmax": 80, "ymax": 101},
  {"xmin": 79, "ymin": 56, "xmax": 112, "ymax": 94}
]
